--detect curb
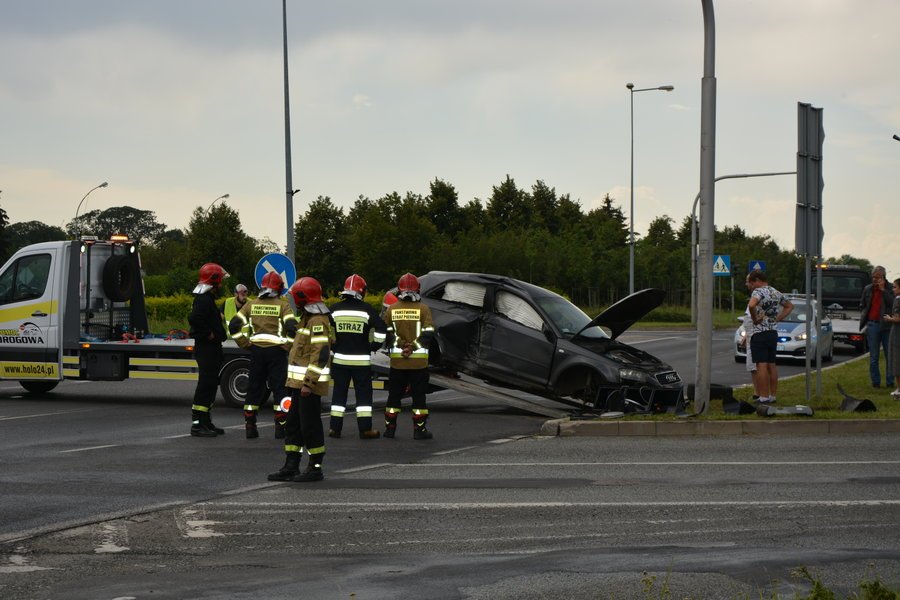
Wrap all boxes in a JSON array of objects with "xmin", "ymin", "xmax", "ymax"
[{"xmin": 542, "ymin": 418, "xmax": 900, "ymax": 437}]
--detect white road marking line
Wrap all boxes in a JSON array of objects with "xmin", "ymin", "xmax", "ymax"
[
  {"xmin": 336, "ymin": 463, "xmax": 394, "ymax": 474},
  {"xmin": 0, "ymin": 408, "xmax": 99, "ymax": 421},
  {"xmin": 59, "ymin": 444, "xmax": 119, "ymax": 454},
  {"xmin": 203, "ymin": 500, "xmax": 900, "ymax": 509},
  {"xmin": 380, "ymin": 460, "xmax": 900, "ymax": 467}
]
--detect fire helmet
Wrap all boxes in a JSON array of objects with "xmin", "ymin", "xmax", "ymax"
[
  {"xmin": 261, "ymin": 271, "xmax": 285, "ymax": 294},
  {"xmin": 397, "ymin": 273, "xmax": 420, "ymax": 293},
  {"xmin": 198, "ymin": 263, "xmax": 228, "ymax": 286},
  {"xmin": 342, "ymin": 274, "xmax": 367, "ymax": 298},
  {"xmin": 291, "ymin": 277, "xmax": 323, "ymax": 306}
]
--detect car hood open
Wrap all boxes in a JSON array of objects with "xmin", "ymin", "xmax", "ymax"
[{"xmin": 573, "ymin": 288, "xmax": 666, "ymax": 341}]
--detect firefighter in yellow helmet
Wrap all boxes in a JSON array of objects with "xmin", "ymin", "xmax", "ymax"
[
  {"xmin": 228, "ymin": 271, "xmax": 297, "ymax": 439},
  {"xmin": 268, "ymin": 277, "xmax": 333, "ymax": 482},
  {"xmin": 382, "ymin": 273, "xmax": 435, "ymax": 439}
]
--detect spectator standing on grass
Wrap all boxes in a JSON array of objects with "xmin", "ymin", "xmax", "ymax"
[{"xmin": 746, "ymin": 270, "xmax": 793, "ymax": 405}]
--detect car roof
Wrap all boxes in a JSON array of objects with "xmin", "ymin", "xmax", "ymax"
[{"xmin": 419, "ymin": 271, "xmax": 560, "ymax": 299}]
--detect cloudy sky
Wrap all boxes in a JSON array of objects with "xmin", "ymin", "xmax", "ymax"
[{"xmin": 1, "ymin": 1, "xmax": 898, "ymax": 278}]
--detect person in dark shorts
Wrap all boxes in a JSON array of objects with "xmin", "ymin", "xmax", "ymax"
[{"xmin": 746, "ymin": 270, "xmax": 793, "ymax": 404}]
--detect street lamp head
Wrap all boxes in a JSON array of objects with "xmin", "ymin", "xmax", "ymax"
[
  {"xmin": 626, "ymin": 82, "xmax": 634, "ymax": 90},
  {"xmin": 99, "ymin": 182, "xmax": 108, "ymax": 188},
  {"xmin": 893, "ymin": 134, "xmax": 900, "ymax": 141},
  {"xmin": 659, "ymin": 85, "xmax": 675, "ymax": 91}
]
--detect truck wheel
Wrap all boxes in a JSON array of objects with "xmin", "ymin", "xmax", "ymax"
[
  {"xmin": 102, "ymin": 255, "xmax": 138, "ymax": 302},
  {"xmin": 219, "ymin": 358, "xmax": 250, "ymax": 408},
  {"xmin": 20, "ymin": 381, "xmax": 60, "ymax": 394}
]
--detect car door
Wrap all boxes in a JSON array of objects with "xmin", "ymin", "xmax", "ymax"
[
  {"xmin": 478, "ymin": 288, "xmax": 554, "ymax": 388},
  {"xmin": 0, "ymin": 249, "xmax": 59, "ymax": 379}
]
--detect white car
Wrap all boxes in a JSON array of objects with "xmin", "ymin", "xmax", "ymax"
[{"xmin": 734, "ymin": 296, "xmax": 834, "ymax": 362}]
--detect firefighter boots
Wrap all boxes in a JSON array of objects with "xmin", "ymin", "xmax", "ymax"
[
  {"xmin": 413, "ymin": 428, "xmax": 433, "ymax": 440},
  {"xmin": 267, "ymin": 453, "xmax": 301, "ymax": 481},
  {"xmin": 244, "ymin": 411, "xmax": 259, "ymax": 439},
  {"xmin": 328, "ymin": 428, "xmax": 341, "ymax": 438},
  {"xmin": 359, "ymin": 429, "xmax": 380, "ymax": 439},
  {"xmin": 383, "ymin": 408, "xmax": 399, "ymax": 438},
  {"xmin": 293, "ymin": 464, "xmax": 324, "ymax": 482},
  {"xmin": 204, "ymin": 413, "xmax": 225, "ymax": 435},
  {"xmin": 274, "ymin": 422, "xmax": 285, "ymax": 439},
  {"xmin": 190, "ymin": 410, "xmax": 217, "ymax": 437}
]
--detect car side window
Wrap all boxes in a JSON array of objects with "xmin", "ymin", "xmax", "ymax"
[
  {"xmin": 495, "ymin": 291, "xmax": 544, "ymax": 331},
  {"xmin": 0, "ymin": 253, "xmax": 52, "ymax": 305},
  {"xmin": 442, "ymin": 281, "xmax": 487, "ymax": 308}
]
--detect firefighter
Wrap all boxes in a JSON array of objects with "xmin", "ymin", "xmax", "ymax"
[
  {"xmin": 188, "ymin": 263, "xmax": 229, "ymax": 437},
  {"xmin": 327, "ymin": 274, "xmax": 387, "ymax": 439},
  {"xmin": 382, "ymin": 273, "xmax": 435, "ymax": 439},
  {"xmin": 229, "ymin": 271, "xmax": 297, "ymax": 439},
  {"xmin": 220, "ymin": 283, "xmax": 249, "ymax": 326},
  {"xmin": 268, "ymin": 277, "xmax": 333, "ymax": 483}
]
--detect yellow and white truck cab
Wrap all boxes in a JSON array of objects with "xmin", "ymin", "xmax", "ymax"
[{"xmin": 0, "ymin": 236, "xmax": 250, "ymax": 404}]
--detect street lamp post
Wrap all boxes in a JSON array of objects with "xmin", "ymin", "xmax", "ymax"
[
  {"xmin": 74, "ymin": 181, "xmax": 109, "ymax": 237},
  {"xmin": 627, "ymin": 83, "xmax": 674, "ymax": 295},
  {"xmin": 206, "ymin": 193, "xmax": 230, "ymax": 213}
]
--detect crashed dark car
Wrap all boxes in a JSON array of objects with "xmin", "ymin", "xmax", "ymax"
[{"xmin": 417, "ymin": 271, "xmax": 684, "ymax": 413}]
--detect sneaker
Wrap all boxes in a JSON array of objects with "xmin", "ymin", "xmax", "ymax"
[
  {"xmin": 292, "ymin": 466, "xmax": 324, "ymax": 483},
  {"xmin": 328, "ymin": 429, "xmax": 341, "ymax": 439},
  {"xmin": 413, "ymin": 429, "xmax": 433, "ymax": 440},
  {"xmin": 383, "ymin": 427, "xmax": 396, "ymax": 439},
  {"xmin": 758, "ymin": 397, "xmax": 775, "ymax": 405},
  {"xmin": 359, "ymin": 430, "xmax": 380, "ymax": 439},
  {"xmin": 891, "ymin": 389, "xmax": 900, "ymax": 399},
  {"xmin": 190, "ymin": 424, "xmax": 217, "ymax": 437}
]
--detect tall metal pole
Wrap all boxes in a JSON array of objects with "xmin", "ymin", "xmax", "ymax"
[
  {"xmin": 283, "ymin": 0, "xmax": 295, "ymax": 262},
  {"xmin": 74, "ymin": 181, "xmax": 109, "ymax": 238},
  {"xmin": 694, "ymin": 0, "xmax": 716, "ymax": 415},
  {"xmin": 628, "ymin": 85, "xmax": 635, "ymax": 295}
]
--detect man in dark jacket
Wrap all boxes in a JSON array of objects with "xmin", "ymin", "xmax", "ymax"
[
  {"xmin": 188, "ymin": 263, "xmax": 229, "ymax": 437},
  {"xmin": 860, "ymin": 265, "xmax": 895, "ymax": 388}
]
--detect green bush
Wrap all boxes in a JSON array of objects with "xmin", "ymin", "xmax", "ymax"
[{"xmin": 145, "ymin": 293, "xmax": 194, "ymax": 324}]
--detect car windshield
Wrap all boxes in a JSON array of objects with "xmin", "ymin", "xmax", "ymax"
[
  {"xmin": 534, "ymin": 296, "xmax": 609, "ymax": 339},
  {"xmin": 782, "ymin": 303, "xmax": 812, "ymax": 323}
]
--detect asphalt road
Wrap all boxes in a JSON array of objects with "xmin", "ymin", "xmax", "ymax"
[{"xmin": 0, "ymin": 335, "xmax": 891, "ymax": 600}]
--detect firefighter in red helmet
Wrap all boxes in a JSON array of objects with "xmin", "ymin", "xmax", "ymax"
[
  {"xmin": 268, "ymin": 276, "xmax": 333, "ymax": 482},
  {"xmin": 188, "ymin": 263, "xmax": 229, "ymax": 437},
  {"xmin": 327, "ymin": 274, "xmax": 387, "ymax": 439},
  {"xmin": 382, "ymin": 273, "xmax": 435, "ymax": 439},
  {"xmin": 228, "ymin": 271, "xmax": 297, "ymax": 438}
]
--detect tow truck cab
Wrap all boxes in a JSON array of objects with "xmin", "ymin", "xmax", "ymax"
[
  {"xmin": 811, "ymin": 264, "xmax": 869, "ymax": 353},
  {"xmin": 0, "ymin": 237, "xmax": 250, "ymax": 403}
]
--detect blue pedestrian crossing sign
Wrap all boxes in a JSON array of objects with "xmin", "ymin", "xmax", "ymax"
[
  {"xmin": 254, "ymin": 253, "xmax": 296, "ymax": 295},
  {"xmin": 713, "ymin": 254, "xmax": 731, "ymax": 277},
  {"xmin": 748, "ymin": 260, "xmax": 766, "ymax": 273}
]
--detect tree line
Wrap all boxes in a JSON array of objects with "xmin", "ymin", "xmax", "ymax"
[{"xmin": 0, "ymin": 176, "xmax": 872, "ymax": 307}]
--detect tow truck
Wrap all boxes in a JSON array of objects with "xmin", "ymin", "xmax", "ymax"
[{"xmin": 0, "ymin": 236, "xmax": 251, "ymax": 404}]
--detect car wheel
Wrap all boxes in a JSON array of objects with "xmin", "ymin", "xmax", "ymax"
[
  {"xmin": 219, "ymin": 358, "xmax": 250, "ymax": 408},
  {"xmin": 823, "ymin": 341, "xmax": 834, "ymax": 362}
]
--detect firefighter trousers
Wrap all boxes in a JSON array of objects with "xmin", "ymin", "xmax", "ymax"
[
  {"xmin": 192, "ymin": 342, "xmax": 223, "ymax": 411},
  {"xmin": 329, "ymin": 365, "xmax": 375, "ymax": 433},
  {"xmin": 245, "ymin": 345, "xmax": 288, "ymax": 422},
  {"xmin": 284, "ymin": 388, "xmax": 325, "ymax": 467}
]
